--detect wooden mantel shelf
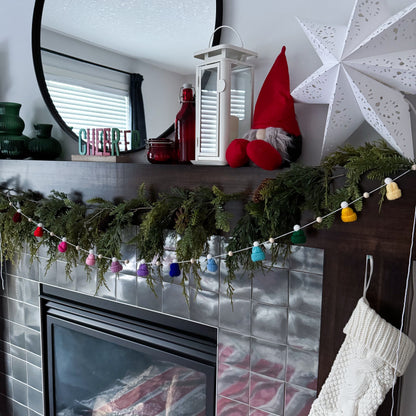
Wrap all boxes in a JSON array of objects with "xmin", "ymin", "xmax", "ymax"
[{"xmin": 0, "ymin": 159, "xmax": 274, "ymax": 201}]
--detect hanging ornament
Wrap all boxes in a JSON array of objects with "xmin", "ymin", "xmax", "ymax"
[
  {"xmin": 110, "ymin": 257, "xmax": 123, "ymax": 273},
  {"xmin": 251, "ymin": 241, "xmax": 265, "ymax": 262},
  {"xmin": 137, "ymin": 260, "xmax": 149, "ymax": 277},
  {"xmin": 385, "ymin": 177, "xmax": 402, "ymax": 200},
  {"xmin": 340, "ymin": 201, "xmax": 357, "ymax": 222},
  {"xmin": 169, "ymin": 262, "xmax": 181, "ymax": 277},
  {"xmin": 291, "ymin": 224, "xmax": 306, "ymax": 244},
  {"xmin": 12, "ymin": 209, "xmax": 22, "ymax": 223},
  {"xmin": 34, "ymin": 223, "xmax": 43, "ymax": 237},
  {"xmin": 58, "ymin": 237, "xmax": 67, "ymax": 253},
  {"xmin": 85, "ymin": 250, "xmax": 96, "ymax": 266},
  {"xmin": 206, "ymin": 254, "xmax": 218, "ymax": 273}
]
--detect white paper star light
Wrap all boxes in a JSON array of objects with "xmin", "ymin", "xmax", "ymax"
[{"xmin": 292, "ymin": 0, "xmax": 416, "ymax": 159}]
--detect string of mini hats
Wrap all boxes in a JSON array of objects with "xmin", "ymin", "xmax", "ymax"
[{"xmin": 6, "ymin": 165, "xmax": 416, "ymax": 278}]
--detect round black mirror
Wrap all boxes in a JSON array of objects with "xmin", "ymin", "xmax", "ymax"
[{"xmin": 32, "ymin": 0, "xmax": 222, "ymax": 154}]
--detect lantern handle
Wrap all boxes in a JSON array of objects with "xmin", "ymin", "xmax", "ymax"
[{"xmin": 209, "ymin": 25, "xmax": 244, "ymax": 48}]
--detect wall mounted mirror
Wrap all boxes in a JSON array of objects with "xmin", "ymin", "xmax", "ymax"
[{"xmin": 32, "ymin": 0, "xmax": 223, "ymax": 153}]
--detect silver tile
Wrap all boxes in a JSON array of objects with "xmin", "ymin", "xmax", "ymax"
[
  {"xmin": 120, "ymin": 227, "xmax": 138, "ymax": 274},
  {"xmin": 10, "ymin": 344, "xmax": 26, "ymax": 360},
  {"xmin": 289, "ymin": 271, "xmax": 323, "ymax": 315},
  {"xmin": 284, "ymin": 384, "xmax": 316, "ymax": 416},
  {"xmin": 12, "ymin": 400, "xmax": 28, "ymax": 416},
  {"xmin": 24, "ymin": 304, "xmax": 40, "ymax": 332},
  {"xmin": 56, "ymin": 260, "xmax": 76, "ymax": 290},
  {"xmin": 263, "ymin": 241, "xmax": 290, "ymax": 269},
  {"xmin": 218, "ymin": 329, "xmax": 250, "ymax": 370},
  {"xmin": 12, "ymin": 355, "xmax": 27, "ymax": 383},
  {"xmin": 9, "ymin": 323, "xmax": 26, "ymax": 349},
  {"xmin": 38, "ymin": 257, "xmax": 57, "ymax": 285},
  {"xmin": 252, "ymin": 267, "xmax": 289, "ymax": 306},
  {"xmin": 289, "ymin": 246, "xmax": 324, "ymax": 275},
  {"xmin": 189, "ymin": 288, "xmax": 219, "ymax": 327},
  {"xmin": 116, "ymin": 273, "xmax": 137, "ymax": 305},
  {"xmin": 287, "ymin": 310, "xmax": 321, "ymax": 352},
  {"xmin": 12, "ymin": 378, "xmax": 28, "ymax": 405},
  {"xmin": 6, "ymin": 276, "xmax": 24, "ymax": 301},
  {"xmin": 219, "ymin": 297, "xmax": 251, "ymax": 335},
  {"xmin": 163, "ymin": 231, "xmax": 178, "ymax": 251},
  {"xmin": 23, "ymin": 279, "xmax": 39, "ymax": 307},
  {"xmin": 7, "ymin": 254, "xmax": 39, "ymax": 281},
  {"xmin": 95, "ymin": 271, "xmax": 116, "ymax": 300},
  {"xmin": 217, "ymin": 363, "xmax": 250, "ymax": 404},
  {"xmin": 162, "ymin": 282, "xmax": 190, "ymax": 319},
  {"xmin": 286, "ymin": 347, "xmax": 319, "ymax": 390},
  {"xmin": 8, "ymin": 299, "xmax": 25, "ymax": 325},
  {"xmin": 75, "ymin": 267, "xmax": 97, "ymax": 295},
  {"xmin": 251, "ymin": 303, "xmax": 287, "ymax": 344},
  {"xmin": 136, "ymin": 276, "xmax": 163, "ymax": 311},
  {"xmin": 28, "ymin": 387, "xmax": 43, "ymax": 414},
  {"xmin": 250, "ymin": 338, "xmax": 286, "ymax": 380},
  {"xmin": 220, "ymin": 260, "xmax": 252, "ymax": 299},
  {"xmin": 26, "ymin": 351, "xmax": 41, "ymax": 368},
  {"xmin": 249, "ymin": 373, "xmax": 284, "ymax": 414},
  {"xmin": 27, "ymin": 363, "xmax": 43, "ymax": 392},
  {"xmin": 25, "ymin": 329, "xmax": 41, "ymax": 356},
  {"xmin": 217, "ymin": 396, "xmax": 250, "ymax": 416}
]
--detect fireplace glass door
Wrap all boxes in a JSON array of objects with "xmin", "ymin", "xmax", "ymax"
[{"xmin": 41, "ymin": 286, "xmax": 217, "ymax": 416}]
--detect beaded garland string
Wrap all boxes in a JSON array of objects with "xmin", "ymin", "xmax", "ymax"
[{"xmin": 6, "ymin": 164, "xmax": 416, "ymax": 276}]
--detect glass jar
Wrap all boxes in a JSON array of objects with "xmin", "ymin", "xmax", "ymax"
[{"xmin": 147, "ymin": 139, "xmax": 176, "ymax": 164}]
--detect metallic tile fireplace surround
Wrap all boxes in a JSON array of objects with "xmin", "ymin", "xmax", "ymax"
[{"xmin": 0, "ymin": 235, "xmax": 323, "ymax": 416}]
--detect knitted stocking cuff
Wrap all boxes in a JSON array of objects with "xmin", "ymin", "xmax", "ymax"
[{"xmin": 343, "ymin": 297, "xmax": 415, "ymax": 376}]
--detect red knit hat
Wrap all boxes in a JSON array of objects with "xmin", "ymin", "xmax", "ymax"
[{"xmin": 251, "ymin": 46, "xmax": 300, "ymax": 137}]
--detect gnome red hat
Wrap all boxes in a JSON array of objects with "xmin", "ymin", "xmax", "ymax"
[
  {"xmin": 251, "ymin": 46, "xmax": 300, "ymax": 136},
  {"xmin": 226, "ymin": 46, "xmax": 302, "ymax": 170}
]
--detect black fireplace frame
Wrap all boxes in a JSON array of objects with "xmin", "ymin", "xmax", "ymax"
[{"xmin": 40, "ymin": 284, "xmax": 217, "ymax": 416}]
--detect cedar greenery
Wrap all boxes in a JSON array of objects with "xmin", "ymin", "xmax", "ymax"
[{"xmin": 0, "ymin": 141, "xmax": 413, "ymax": 297}]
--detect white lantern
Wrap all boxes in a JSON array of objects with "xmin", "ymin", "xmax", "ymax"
[{"xmin": 193, "ymin": 41, "xmax": 256, "ymax": 165}]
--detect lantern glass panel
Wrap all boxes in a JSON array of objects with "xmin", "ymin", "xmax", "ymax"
[
  {"xmin": 199, "ymin": 66, "xmax": 219, "ymax": 156},
  {"xmin": 230, "ymin": 63, "xmax": 253, "ymax": 137}
]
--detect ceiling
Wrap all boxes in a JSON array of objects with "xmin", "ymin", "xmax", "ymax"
[{"xmin": 41, "ymin": 0, "xmax": 217, "ymax": 74}]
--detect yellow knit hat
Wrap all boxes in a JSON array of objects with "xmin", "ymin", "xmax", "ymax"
[
  {"xmin": 341, "ymin": 201, "xmax": 357, "ymax": 223},
  {"xmin": 385, "ymin": 178, "xmax": 402, "ymax": 200}
]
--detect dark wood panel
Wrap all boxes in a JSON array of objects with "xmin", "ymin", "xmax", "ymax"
[{"xmin": 307, "ymin": 174, "xmax": 416, "ymax": 415}]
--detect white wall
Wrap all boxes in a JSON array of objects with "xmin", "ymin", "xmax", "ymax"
[{"xmin": 1, "ymin": 0, "xmax": 416, "ymax": 413}]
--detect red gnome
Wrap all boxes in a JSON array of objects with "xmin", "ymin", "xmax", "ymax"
[{"xmin": 226, "ymin": 46, "xmax": 302, "ymax": 170}]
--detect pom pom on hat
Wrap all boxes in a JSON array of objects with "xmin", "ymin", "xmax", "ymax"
[
  {"xmin": 251, "ymin": 241, "xmax": 265, "ymax": 262},
  {"xmin": 12, "ymin": 209, "xmax": 22, "ymax": 223},
  {"xmin": 206, "ymin": 254, "xmax": 218, "ymax": 273},
  {"xmin": 169, "ymin": 262, "xmax": 181, "ymax": 277},
  {"xmin": 86, "ymin": 250, "xmax": 96, "ymax": 266},
  {"xmin": 246, "ymin": 140, "xmax": 282, "ymax": 170},
  {"xmin": 34, "ymin": 223, "xmax": 43, "ymax": 237},
  {"xmin": 385, "ymin": 178, "xmax": 402, "ymax": 200},
  {"xmin": 137, "ymin": 260, "xmax": 149, "ymax": 277},
  {"xmin": 58, "ymin": 238, "xmax": 67, "ymax": 253},
  {"xmin": 226, "ymin": 138, "xmax": 250, "ymax": 168},
  {"xmin": 340, "ymin": 201, "xmax": 357, "ymax": 223},
  {"xmin": 110, "ymin": 257, "xmax": 123, "ymax": 273}
]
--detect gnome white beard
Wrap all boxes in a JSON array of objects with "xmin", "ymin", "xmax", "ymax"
[{"xmin": 243, "ymin": 127, "xmax": 293, "ymax": 162}]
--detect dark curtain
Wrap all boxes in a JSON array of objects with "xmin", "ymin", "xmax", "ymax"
[{"xmin": 129, "ymin": 73, "xmax": 147, "ymax": 149}]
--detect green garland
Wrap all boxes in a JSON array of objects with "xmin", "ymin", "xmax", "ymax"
[{"xmin": 0, "ymin": 141, "xmax": 413, "ymax": 298}]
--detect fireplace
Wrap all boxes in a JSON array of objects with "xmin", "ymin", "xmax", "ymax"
[{"xmin": 40, "ymin": 285, "xmax": 217, "ymax": 416}]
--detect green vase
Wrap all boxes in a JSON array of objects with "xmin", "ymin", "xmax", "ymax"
[
  {"xmin": 0, "ymin": 102, "xmax": 29, "ymax": 159},
  {"xmin": 28, "ymin": 124, "xmax": 62, "ymax": 160}
]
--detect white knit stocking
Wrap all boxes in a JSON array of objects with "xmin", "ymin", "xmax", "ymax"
[{"xmin": 308, "ymin": 298, "xmax": 415, "ymax": 416}]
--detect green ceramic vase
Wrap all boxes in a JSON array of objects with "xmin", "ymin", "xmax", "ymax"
[
  {"xmin": 28, "ymin": 124, "xmax": 62, "ymax": 160},
  {"xmin": 0, "ymin": 102, "xmax": 29, "ymax": 159}
]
